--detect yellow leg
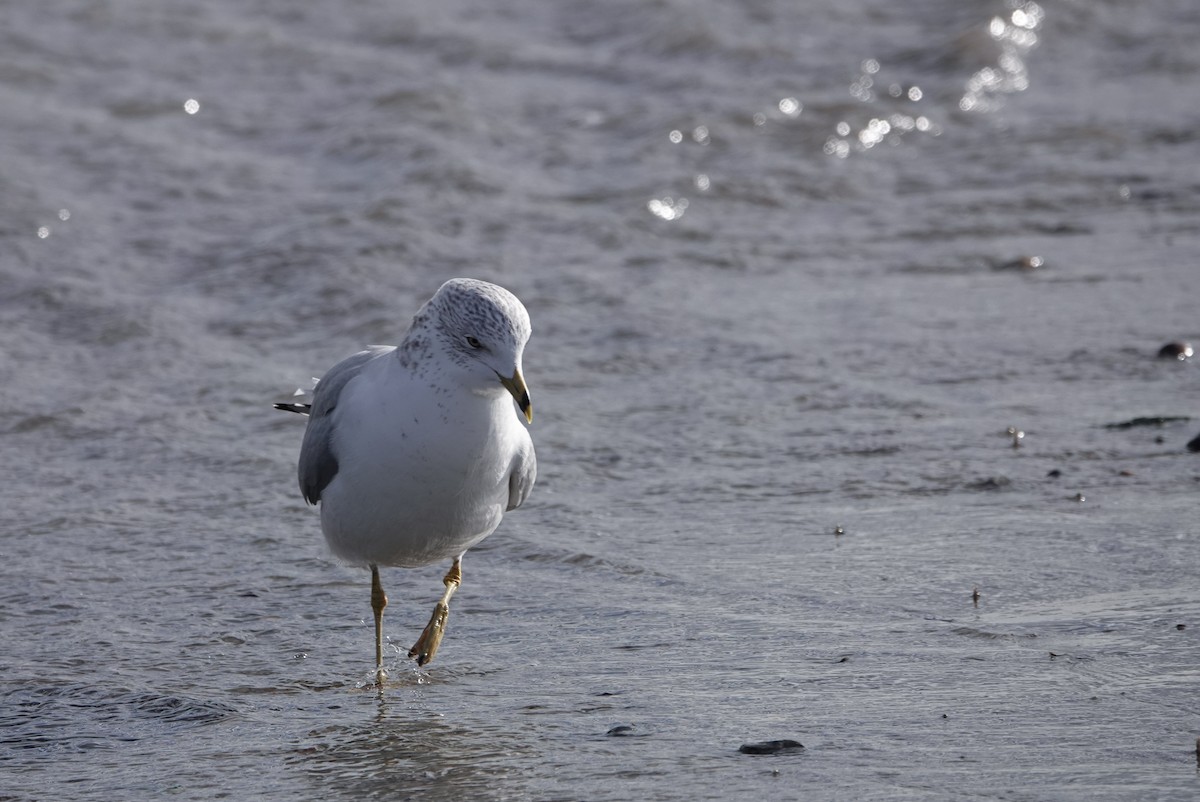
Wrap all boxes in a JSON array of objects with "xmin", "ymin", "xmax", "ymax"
[
  {"xmin": 409, "ymin": 557, "xmax": 463, "ymax": 666},
  {"xmin": 370, "ymin": 564, "xmax": 388, "ymax": 684}
]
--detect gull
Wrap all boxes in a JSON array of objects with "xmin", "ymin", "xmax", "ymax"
[{"xmin": 275, "ymin": 278, "xmax": 536, "ymax": 683}]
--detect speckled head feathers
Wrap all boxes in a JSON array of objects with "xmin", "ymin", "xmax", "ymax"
[
  {"xmin": 402, "ymin": 279, "xmax": 531, "ymax": 368},
  {"xmin": 428, "ymin": 278, "xmax": 530, "ymax": 343}
]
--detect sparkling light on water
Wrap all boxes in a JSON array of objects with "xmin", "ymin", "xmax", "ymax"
[
  {"xmin": 960, "ymin": 1, "xmax": 1043, "ymax": 113},
  {"xmin": 849, "ymin": 74, "xmax": 874, "ymax": 102},
  {"xmin": 647, "ymin": 196, "xmax": 688, "ymax": 221},
  {"xmin": 823, "ymin": 138, "xmax": 851, "ymax": 159},
  {"xmin": 184, "ymin": 98, "xmax": 200, "ymax": 114},
  {"xmin": 858, "ymin": 118, "xmax": 892, "ymax": 148},
  {"xmin": 820, "ymin": 49, "xmax": 946, "ymax": 159}
]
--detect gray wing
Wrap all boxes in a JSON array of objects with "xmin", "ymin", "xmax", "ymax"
[
  {"xmin": 298, "ymin": 345, "xmax": 395, "ymax": 505},
  {"xmin": 506, "ymin": 439, "xmax": 537, "ymax": 512}
]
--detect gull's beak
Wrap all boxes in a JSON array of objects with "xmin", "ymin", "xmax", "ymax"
[{"xmin": 499, "ymin": 368, "xmax": 533, "ymax": 424}]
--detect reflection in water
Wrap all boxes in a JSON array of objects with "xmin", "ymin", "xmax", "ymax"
[{"xmin": 292, "ymin": 693, "xmax": 536, "ymax": 801}]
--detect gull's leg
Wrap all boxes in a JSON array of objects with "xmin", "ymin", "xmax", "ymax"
[
  {"xmin": 370, "ymin": 564, "xmax": 388, "ymax": 684},
  {"xmin": 409, "ymin": 555, "xmax": 463, "ymax": 666}
]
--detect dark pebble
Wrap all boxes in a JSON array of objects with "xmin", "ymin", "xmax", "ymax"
[
  {"xmin": 1157, "ymin": 341, "xmax": 1194, "ymax": 360},
  {"xmin": 739, "ymin": 739, "xmax": 805, "ymax": 755},
  {"xmin": 1187, "ymin": 432, "xmax": 1200, "ymax": 453}
]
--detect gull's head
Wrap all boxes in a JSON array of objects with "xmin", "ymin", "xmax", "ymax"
[{"xmin": 419, "ymin": 278, "xmax": 533, "ymax": 423}]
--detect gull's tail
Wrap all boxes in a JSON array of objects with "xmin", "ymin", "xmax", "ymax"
[{"xmin": 273, "ymin": 402, "xmax": 311, "ymax": 416}]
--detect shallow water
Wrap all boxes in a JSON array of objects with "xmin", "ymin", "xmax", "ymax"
[{"xmin": 3, "ymin": 0, "xmax": 1199, "ymax": 799}]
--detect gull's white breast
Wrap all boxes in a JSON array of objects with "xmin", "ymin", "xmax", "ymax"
[{"xmin": 316, "ymin": 352, "xmax": 532, "ymax": 568}]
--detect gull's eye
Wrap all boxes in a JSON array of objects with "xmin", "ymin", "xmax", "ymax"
[{"xmin": 465, "ymin": 336, "xmax": 483, "ymax": 350}]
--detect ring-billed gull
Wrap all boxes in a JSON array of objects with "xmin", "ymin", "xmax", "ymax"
[{"xmin": 275, "ymin": 278, "xmax": 536, "ymax": 682}]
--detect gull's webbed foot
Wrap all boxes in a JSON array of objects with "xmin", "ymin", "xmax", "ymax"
[
  {"xmin": 408, "ymin": 600, "xmax": 450, "ymax": 666},
  {"xmin": 408, "ymin": 558, "xmax": 462, "ymax": 666}
]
